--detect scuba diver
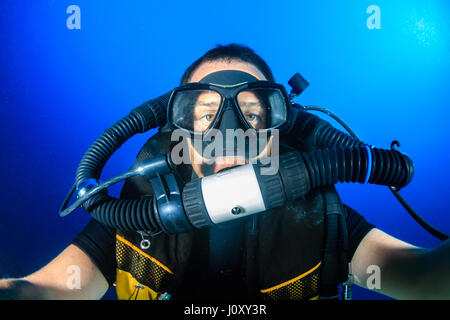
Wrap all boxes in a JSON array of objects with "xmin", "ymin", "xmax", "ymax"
[{"xmin": 0, "ymin": 44, "xmax": 449, "ymax": 300}]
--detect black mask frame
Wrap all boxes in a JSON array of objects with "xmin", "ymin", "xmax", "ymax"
[{"xmin": 166, "ymin": 80, "xmax": 292, "ymax": 136}]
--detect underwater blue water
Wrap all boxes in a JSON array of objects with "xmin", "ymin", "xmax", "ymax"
[{"xmin": 0, "ymin": 0, "xmax": 449, "ymax": 300}]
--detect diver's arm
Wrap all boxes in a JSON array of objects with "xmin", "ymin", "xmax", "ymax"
[
  {"xmin": 350, "ymin": 228, "xmax": 450, "ymax": 299},
  {"xmin": 0, "ymin": 244, "xmax": 109, "ymax": 300}
]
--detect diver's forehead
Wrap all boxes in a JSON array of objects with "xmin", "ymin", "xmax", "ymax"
[{"xmin": 188, "ymin": 60, "xmax": 267, "ymax": 83}]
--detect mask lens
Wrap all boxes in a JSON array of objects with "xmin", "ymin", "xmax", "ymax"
[
  {"xmin": 171, "ymin": 89, "xmax": 222, "ymax": 133},
  {"xmin": 237, "ymin": 88, "xmax": 287, "ymax": 130}
]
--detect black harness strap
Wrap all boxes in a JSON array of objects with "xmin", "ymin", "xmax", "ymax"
[{"xmin": 319, "ymin": 188, "xmax": 349, "ymax": 299}]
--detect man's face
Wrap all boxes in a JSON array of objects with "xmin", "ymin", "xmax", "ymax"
[{"xmin": 186, "ymin": 60, "xmax": 272, "ymax": 177}]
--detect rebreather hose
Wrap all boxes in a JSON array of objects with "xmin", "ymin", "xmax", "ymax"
[{"xmin": 304, "ymin": 105, "xmax": 448, "ymax": 241}]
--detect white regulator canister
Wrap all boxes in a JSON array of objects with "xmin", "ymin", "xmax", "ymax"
[{"xmin": 200, "ymin": 164, "xmax": 266, "ymax": 224}]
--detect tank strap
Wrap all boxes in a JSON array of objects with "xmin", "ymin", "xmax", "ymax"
[{"xmin": 319, "ymin": 187, "xmax": 349, "ymax": 299}]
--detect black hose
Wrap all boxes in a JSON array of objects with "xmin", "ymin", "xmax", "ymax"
[
  {"xmin": 75, "ymin": 92, "xmax": 171, "ymax": 185},
  {"xmin": 281, "ymin": 146, "xmax": 414, "ymax": 202},
  {"xmin": 290, "ymin": 105, "xmax": 448, "ymax": 241},
  {"xmin": 84, "ymin": 193, "xmax": 161, "ymax": 233},
  {"xmin": 283, "ymin": 106, "xmax": 366, "ymax": 151},
  {"xmin": 304, "ymin": 105, "xmax": 362, "ymax": 142},
  {"xmin": 297, "ymin": 147, "xmax": 414, "ymax": 191},
  {"xmin": 389, "ymin": 187, "xmax": 448, "ymax": 241},
  {"xmin": 70, "ymin": 92, "xmax": 171, "ymax": 231}
]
